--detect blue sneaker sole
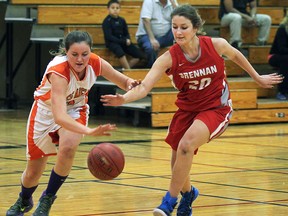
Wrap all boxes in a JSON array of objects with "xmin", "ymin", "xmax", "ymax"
[{"xmin": 153, "ymin": 208, "xmax": 170, "ymax": 216}]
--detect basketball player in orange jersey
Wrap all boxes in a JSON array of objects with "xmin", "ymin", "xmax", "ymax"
[
  {"xmin": 6, "ymin": 30, "xmax": 140, "ymax": 216},
  {"xmin": 101, "ymin": 5, "xmax": 283, "ymax": 216}
]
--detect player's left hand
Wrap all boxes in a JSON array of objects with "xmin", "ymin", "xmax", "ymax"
[
  {"xmin": 87, "ymin": 124, "xmax": 117, "ymax": 136},
  {"xmin": 127, "ymin": 79, "xmax": 142, "ymax": 90},
  {"xmin": 256, "ymin": 73, "xmax": 284, "ymax": 88},
  {"xmin": 101, "ymin": 93, "xmax": 125, "ymax": 106}
]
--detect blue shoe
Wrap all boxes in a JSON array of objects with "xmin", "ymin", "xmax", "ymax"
[
  {"xmin": 276, "ymin": 92, "xmax": 287, "ymax": 100},
  {"xmin": 32, "ymin": 191, "xmax": 56, "ymax": 216},
  {"xmin": 6, "ymin": 194, "xmax": 33, "ymax": 216},
  {"xmin": 177, "ymin": 187, "xmax": 199, "ymax": 216},
  {"xmin": 153, "ymin": 191, "xmax": 178, "ymax": 216}
]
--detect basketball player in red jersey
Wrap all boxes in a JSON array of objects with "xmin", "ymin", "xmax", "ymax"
[
  {"xmin": 101, "ymin": 5, "xmax": 283, "ymax": 216},
  {"xmin": 6, "ymin": 30, "xmax": 140, "ymax": 216}
]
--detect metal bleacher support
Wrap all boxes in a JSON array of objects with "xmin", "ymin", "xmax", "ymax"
[
  {"xmin": 30, "ymin": 24, "xmax": 64, "ymax": 82},
  {"xmin": 2, "ymin": 2, "xmax": 64, "ymax": 108},
  {"xmin": 3, "ymin": 4, "xmax": 35, "ymax": 108},
  {"xmin": 0, "ymin": 1, "xmax": 7, "ymax": 50}
]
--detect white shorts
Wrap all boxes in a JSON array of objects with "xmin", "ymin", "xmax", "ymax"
[{"xmin": 26, "ymin": 100, "xmax": 89, "ymax": 160}]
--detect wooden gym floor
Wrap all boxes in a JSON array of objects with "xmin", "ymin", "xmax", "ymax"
[{"xmin": 0, "ymin": 108, "xmax": 287, "ymax": 216}]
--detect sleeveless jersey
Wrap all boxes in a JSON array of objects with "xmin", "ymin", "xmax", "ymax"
[
  {"xmin": 34, "ymin": 53, "xmax": 101, "ymax": 110},
  {"xmin": 167, "ymin": 36, "xmax": 231, "ymax": 112}
]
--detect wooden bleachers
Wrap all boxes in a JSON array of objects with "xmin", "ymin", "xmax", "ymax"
[
  {"xmin": 10, "ymin": 0, "xmax": 141, "ymax": 5},
  {"xmin": 34, "ymin": 5, "xmax": 284, "ymax": 25},
  {"xmin": 11, "ymin": 0, "xmax": 288, "ymax": 7},
  {"xmin": 66, "ymin": 24, "xmax": 275, "ymax": 64},
  {"xmin": 248, "ymin": 45, "xmax": 270, "ymax": 64},
  {"xmin": 220, "ymin": 26, "xmax": 277, "ymax": 45},
  {"xmin": 258, "ymin": 0, "xmax": 288, "ymax": 7},
  {"xmin": 34, "ymin": 3, "xmax": 283, "ymax": 65},
  {"xmin": 9, "ymin": 1, "xmax": 283, "ymax": 25},
  {"xmin": 10, "ymin": 0, "xmax": 221, "ymax": 6},
  {"xmin": 64, "ymin": 25, "xmax": 138, "ymax": 45},
  {"xmin": 37, "ymin": 5, "xmax": 140, "ymax": 25}
]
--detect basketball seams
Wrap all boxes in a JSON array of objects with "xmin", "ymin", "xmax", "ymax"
[{"xmin": 89, "ymin": 148, "xmax": 111, "ymax": 180}]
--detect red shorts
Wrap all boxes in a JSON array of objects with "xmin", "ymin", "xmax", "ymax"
[{"xmin": 165, "ymin": 105, "xmax": 233, "ymax": 152}]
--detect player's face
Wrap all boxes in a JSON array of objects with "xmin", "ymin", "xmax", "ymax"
[
  {"xmin": 108, "ymin": 3, "xmax": 120, "ymax": 18},
  {"xmin": 172, "ymin": 15, "xmax": 198, "ymax": 45},
  {"xmin": 66, "ymin": 42, "xmax": 91, "ymax": 73}
]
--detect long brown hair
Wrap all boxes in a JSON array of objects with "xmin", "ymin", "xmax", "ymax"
[
  {"xmin": 170, "ymin": 4, "xmax": 206, "ymax": 35},
  {"xmin": 50, "ymin": 30, "xmax": 93, "ymax": 56}
]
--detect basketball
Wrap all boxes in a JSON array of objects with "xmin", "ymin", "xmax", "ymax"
[{"xmin": 87, "ymin": 143, "xmax": 125, "ymax": 180}]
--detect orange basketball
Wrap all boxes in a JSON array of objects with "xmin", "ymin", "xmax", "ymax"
[{"xmin": 87, "ymin": 143, "xmax": 125, "ymax": 180}]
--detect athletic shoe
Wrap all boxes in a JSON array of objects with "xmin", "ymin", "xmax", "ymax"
[
  {"xmin": 153, "ymin": 191, "xmax": 178, "ymax": 216},
  {"xmin": 6, "ymin": 194, "xmax": 33, "ymax": 216},
  {"xmin": 177, "ymin": 186, "xmax": 199, "ymax": 216},
  {"xmin": 276, "ymin": 92, "xmax": 287, "ymax": 100},
  {"xmin": 32, "ymin": 191, "xmax": 57, "ymax": 216}
]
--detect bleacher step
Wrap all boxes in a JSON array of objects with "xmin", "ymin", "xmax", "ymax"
[{"xmin": 258, "ymin": 99, "xmax": 288, "ymax": 109}]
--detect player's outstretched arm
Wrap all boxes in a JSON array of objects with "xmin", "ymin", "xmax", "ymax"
[
  {"xmin": 100, "ymin": 58, "xmax": 141, "ymax": 91},
  {"xmin": 212, "ymin": 38, "xmax": 283, "ymax": 89},
  {"xmin": 101, "ymin": 51, "xmax": 172, "ymax": 106}
]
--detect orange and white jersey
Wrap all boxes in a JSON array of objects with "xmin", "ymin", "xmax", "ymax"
[{"xmin": 34, "ymin": 53, "xmax": 101, "ymax": 110}]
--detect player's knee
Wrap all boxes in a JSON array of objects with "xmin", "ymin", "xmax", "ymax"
[
  {"xmin": 59, "ymin": 138, "xmax": 79, "ymax": 158},
  {"xmin": 59, "ymin": 145, "xmax": 78, "ymax": 159},
  {"xmin": 264, "ymin": 15, "xmax": 272, "ymax": 24},
  {"xmin": 178, "ymin": 140, "xmax": 196, "ymax": 155},
  {"xmin": 24, "ymin": 169, "xmax": 42, "ymax": 181},
  {"xmin": 230, "ymin": 13, "xmax": 242, "ymax": 24}
]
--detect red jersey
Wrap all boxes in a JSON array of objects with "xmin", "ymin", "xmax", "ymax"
[{"xmin": 167, "ymin": 36, "xmax": 231, "ymax": 112}]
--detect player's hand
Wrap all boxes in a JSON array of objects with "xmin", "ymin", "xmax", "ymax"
[
  {"xmin": 101, "ymin": 93, "xmax": 125, "ymax": 106},
  {"xmin": 256, "ymin": 73, "xmax": 283, "ymax": 88},
  {"xmin": 150, "ymin": 38, "xmax": 160, "ymax": 51},
  {"xmin": 127, "ymin": 79, "xmax": 141, "ymax": 90},
  {"xmin": 87, "ymin": 124, "xmax": 117, "ymax": 136}
]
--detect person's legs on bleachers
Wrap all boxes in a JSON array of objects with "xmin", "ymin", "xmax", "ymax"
[
  {"xmin": 157, "ymin": 29, "xmax": 174, "ymax": 48},
  {"xmin": 255, "ymin": 14, "xmax": 272, "ymax": 45},
  {"xmin": 108, "ymin": 43, "xmax": 130, "ymax": 69},
  {"xmin": 137, "ymin": 35, "xmax": 157, "ymax": 68},
  {"xmin": 221, "ymin": 13, "xmax": 242, "ymax": 49}
]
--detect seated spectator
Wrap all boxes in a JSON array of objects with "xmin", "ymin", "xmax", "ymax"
[
  {"xmin": 268, "ymin": 12, "xmax": 288, "ymax": 100},
  {"xmin": 136, "ymin": 0, "xmax": 178, "ymax": 68},
  {"xmin": 218, "ymin": 0, "xmax": 271, "ymax": 50},
  {"xmin": 102, "ymin": 0, "xmax": 144, "ymax": 69}
]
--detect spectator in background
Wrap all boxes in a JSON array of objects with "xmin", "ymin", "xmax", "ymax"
[
  {"xmin": 102, "ymin": 0, "xmax": 144, "ymax": 69},
  {"xmin": 268, "ymin": 11, "xmax": 288, "ymax": 100},
  {"xmin": 136, "ymin": 0, "xmax": 178, "ymax": 68},
  {"xmin": 219, "ymin": 0, "xmax": 271, "ymax": 50}
]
